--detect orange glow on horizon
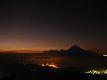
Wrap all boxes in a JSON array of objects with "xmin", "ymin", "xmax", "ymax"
[
  {"xmin": 0, "ymin": 45, "xmax": 68, "ymax": 53},
  {"xmin": 0, "ymin": 47, "xmax": 51, "ymax": 51},
  {"xmin": 0, "ymin": 50, "xmax": 43, "ymax": 53},
  {"xmin": 41, "ymin": 63, "xmax": 58, "ymax": 68}
]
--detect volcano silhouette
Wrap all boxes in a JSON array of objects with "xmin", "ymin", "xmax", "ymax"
[
  {"xmin": 64, "ymin": 45, "xmax": 100, "ymax": 57},
  {"xmin": 67, "ymin": 45, "xmax": 84, "ymax": 52},
  {"xmin": 65, "ymin": 45, "xmax": 86, "ymax": 56}
]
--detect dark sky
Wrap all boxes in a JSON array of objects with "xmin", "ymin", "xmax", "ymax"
[{"xmin": 0, "ymin": 0, "xmax": 106, "ymax": 50}]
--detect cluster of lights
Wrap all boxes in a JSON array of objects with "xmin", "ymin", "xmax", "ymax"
[
  {"xmin": 85, "ymin": 69, "xmax": 107, "ymax": 75},
  {"xmin": 41, "ymin": 63, "xmax": 58, "ymax": 68}
]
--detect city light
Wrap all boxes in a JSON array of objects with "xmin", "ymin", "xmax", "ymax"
[
  {"xmin": 103, "ymin": 54, "xmax": 107, "ymax": 57},
  {"xmin": 85, "ymin": 69, "xmax": 107, "ymax": 75},
  {"xmin": 41, "ymin": 63, "xmax": 58, "ymax": 68}
]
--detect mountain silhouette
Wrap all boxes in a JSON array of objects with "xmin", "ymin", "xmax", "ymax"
[
  {"xmin": 67, "ymin": 45, "xmax": 84, "ymax": 52},
  {"xmin": 65, "ymin": 45, "xmax": 86, "ymax": 56},
  {"xmin": 62, "ymin": 45, "xmax": 101, "ymax": 57}
]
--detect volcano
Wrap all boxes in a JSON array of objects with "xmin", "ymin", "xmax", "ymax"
[{"xmin": 65, "ymin": 45, "xmax": 86, "ymax": 56}]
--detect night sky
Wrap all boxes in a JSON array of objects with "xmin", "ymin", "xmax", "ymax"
[{"xmin": 0, "ymin": 0, "xmax": 106, "ymax": 51}]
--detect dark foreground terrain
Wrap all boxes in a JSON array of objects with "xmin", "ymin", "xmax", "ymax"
[{"xmin": 0, "ymin": 61, "xmax": 107, "ymax": 80}]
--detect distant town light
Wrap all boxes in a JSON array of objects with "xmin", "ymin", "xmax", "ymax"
[
  {"xmin": 85, "ymin": 69, "xmax": 107, "ymax": 75},
  {"xmin": 41, "ymin": 63, "xmax": 58, "ymax": 68},
  {"xmin": 41, "ymin": 64, "xmax": 45, "ymax": 66},
  {"xmin": 103, "ymin": 54, "xmax": 107, "ymax": 56}
]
